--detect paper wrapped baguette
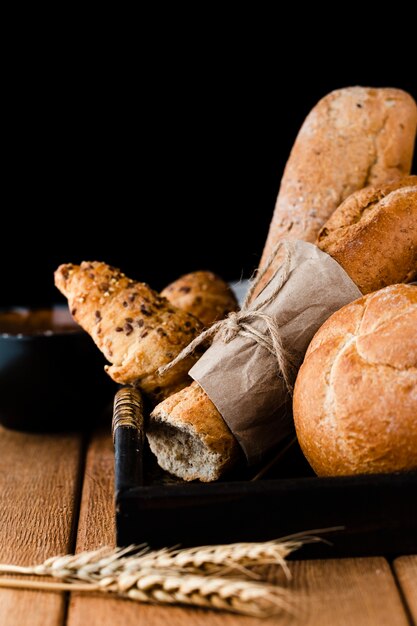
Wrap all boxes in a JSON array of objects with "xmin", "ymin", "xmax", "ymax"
[{"xmin": 148, "ymin": 242, "xmax": 362, "ymax": 481}]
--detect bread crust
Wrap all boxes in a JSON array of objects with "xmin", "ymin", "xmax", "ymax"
[
  {"xmin": 148, "ymin": 381, "xmax": 240, "ymax": 481},
  {"xmin": 317, "ymin": 176, "xmax": 417, "ymax": 293},
  {"xmin": 293, "ymin": 284, "xmax": 417, "ymax": 476},
  {"xmin": 161, "ymin": 271, "xmax": 238, "ymax": 327},
  {"xmin": 54, "ymin": 261, "xmax": 203, "ymax": 400},
  {"xmin": 260, "ymin": 87, "xmax": 417, "ymax": 269}
]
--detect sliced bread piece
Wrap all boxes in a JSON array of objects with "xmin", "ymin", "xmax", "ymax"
[{"xmin": 147, "ymin": 381, "xmax": 240, "ymax": 482}]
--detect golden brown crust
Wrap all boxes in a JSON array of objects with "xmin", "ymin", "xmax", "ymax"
[
  {"xmin": 161, "ymin": 271, "xmax": 238, "ymax": 327},
  {"xmin": 317, "ymin": 176, "xmax": 417, "ymax": 293},
  {"xmin": 259, "ymin": 87, "xmax": 417, "ymax": 278},
  {"xmin": 152, "ymin": 381, "xmax": 237, "ymax": 456},
  {"xmin": 148, "ymin": 381, "xmax": 240, "ymax": 481},
  {"xmin": 293, "ymin": 284, "xmax": 417, "ymax": 476},
  {"xmin": 54, "ymin": 261, "xmax": 203, "ymax": 400}
]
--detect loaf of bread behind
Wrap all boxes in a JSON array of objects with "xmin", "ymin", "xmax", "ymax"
[
  {"xmin": 317, "ymin": 176, "xmax": 417, "ymax": 293},
  {"xmin": 161, "ymin": 271, "xmax": 238, "ymax": 327},
  {"xmin": 293, "ymin": 284, "xmax": 417, "ymax": 476},
  {"xmin": 259, "ymin": 87, "xmax": 417, "ymax": 283}
]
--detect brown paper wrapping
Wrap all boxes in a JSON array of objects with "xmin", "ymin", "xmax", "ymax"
[{"xmin": 189, "ymin": 241, "xmax": 362, "ymax": 464}]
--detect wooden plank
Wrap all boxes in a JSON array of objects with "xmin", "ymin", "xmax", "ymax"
[
  {"xmin": 279, "ymin": 558, "xmax": 410, "ymax": 626},
  {"xmin": 394, "ymin": 556, "xmax": 417, "ymax": 622},
  {"xmin": 66, "ymin": 426, "xmax": 122, "ymax": 626},
  {"xmin": 66, "ymin": 429, "xmax": 411, "ymax": 626},
  {"xmin": 0, "ymin": 426, "xmax": 83, "ymax": 626},
  {"xmin": 71, "ymin": 427, "xmax": 116, "ymax": 551}
]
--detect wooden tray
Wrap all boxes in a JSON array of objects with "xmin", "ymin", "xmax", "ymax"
[{"xmin": 113, "ymin": 387, "xmax": 417, "ymax": 559}]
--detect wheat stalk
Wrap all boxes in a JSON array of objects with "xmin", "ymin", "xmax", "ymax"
[
  {"xmin": 0, "ymin": 568, "xmax": 293, "ymax": 617},
  {"xmin": 0, "ymin": 538, "xmax": 307, "ymax": 581},
  {"xmin": 129, "ymin": 538, "xmax": 301, "ymax": 578},
  {"xmin": 106, "ymin": 531, "xmax": 327, "ymax": 580},
  {"xmin": 0, "ymin": 533, "xmax": 333, "ymax": 617}
]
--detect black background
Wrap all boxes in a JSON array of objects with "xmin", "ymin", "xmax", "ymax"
[{"xmin": 3, "ymin": 44, "xmax": 416, "ymax": 306}]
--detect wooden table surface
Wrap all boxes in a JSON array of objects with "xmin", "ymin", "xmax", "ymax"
[{"xmin": 0, "ymin": 423, "xmax": 415, "ymax": 626}]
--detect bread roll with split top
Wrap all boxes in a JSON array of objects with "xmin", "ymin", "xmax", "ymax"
[{"xmin": 293, "ymin": 284, "xmax": 417, "ymax": 476}]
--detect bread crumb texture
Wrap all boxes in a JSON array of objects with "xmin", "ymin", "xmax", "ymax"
[{"xmin": 148, "ymin": 381, "xmax": 240, "ymax": 482}]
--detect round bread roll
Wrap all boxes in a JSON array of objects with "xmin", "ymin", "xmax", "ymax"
[
  {"xmin": 317, "ymin": 176, "xmax": 417, "ymax": 294},
  {"xmin": 161, "ymin": 271, "xmax": 238, "ymax": 327},
  {"xmin": 293, "ymin": 284, "xmax": 417, "ymax": 476}
]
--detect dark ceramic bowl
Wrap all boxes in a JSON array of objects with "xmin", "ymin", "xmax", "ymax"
[{"xmin": 0, "ymin": 306, "xmax": 114, "ymax": 432}]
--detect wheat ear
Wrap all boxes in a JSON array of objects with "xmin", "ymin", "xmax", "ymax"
[
  {"xmin": 0, "ymin": 568, "xmax": 295, "ymax": 617},
  {"xmin": 0, "ymin": 539, "xmax": 300, "ymax": 579},
  {"xmin": 0, "ymin": 534, "xmax": 324, "ymax": 616}
]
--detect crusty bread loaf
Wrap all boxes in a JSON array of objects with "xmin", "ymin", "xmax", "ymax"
[
  {"xmin": 293, "ymin": 284, "xmax": 417, "ymax": 476},
  {"xmin": 54, "ymin": 261, "xmax": 203, "ymax": 401},
  {"xmin": 316, "ymin": 176, "xmax": 417, "ymax": 294},
  {"xmin": 258, "ymin": 87, "xmax": 417, "ymax": 293},
  {"xmin": 147, "ymin": 381, "xmax": 240, "ymax": 481},
  {"xmin": 161, "ymin": 271, "xmax": 238, "ymax": 327}
]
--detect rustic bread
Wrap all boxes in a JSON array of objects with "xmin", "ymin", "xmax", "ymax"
[
  {"xmin": 293, "ymin": 284, "xmax": 417, "ymax": 476},
  {"xmin": 54, "ymin": 261, "xmax": 203, "ymax": 401},
  {"xmin": 161, "ymin": 271, "xmax": 238, "ymax": 327},
  {"xmin": 316, "ymin": 176, "xmax": 417, "ymax": 293},
  {"xmin": 147, "ymin": 381, "xmax": 240, "ymax": 481},
  {"xmin": 257, "ymin": 87, "xmax": 417, "ymax": 294}
]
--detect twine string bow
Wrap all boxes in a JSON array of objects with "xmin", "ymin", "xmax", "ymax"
[{"xmin": 158, "ymin": 241, "xmax": 298, "ymax": 394}]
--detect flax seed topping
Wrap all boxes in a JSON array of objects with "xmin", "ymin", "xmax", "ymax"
[{"xmin": 124, "ymin": 323, "xmax": 134, "ymax": 336}]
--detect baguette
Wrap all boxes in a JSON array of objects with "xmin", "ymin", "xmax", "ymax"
[
  {"xmin": 54, "ymin": 261, "xmax": 203, "ymax": 401},
  {"xmin": 317, "ymin": 176, "xmax": 417, "ymax": 293}
]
